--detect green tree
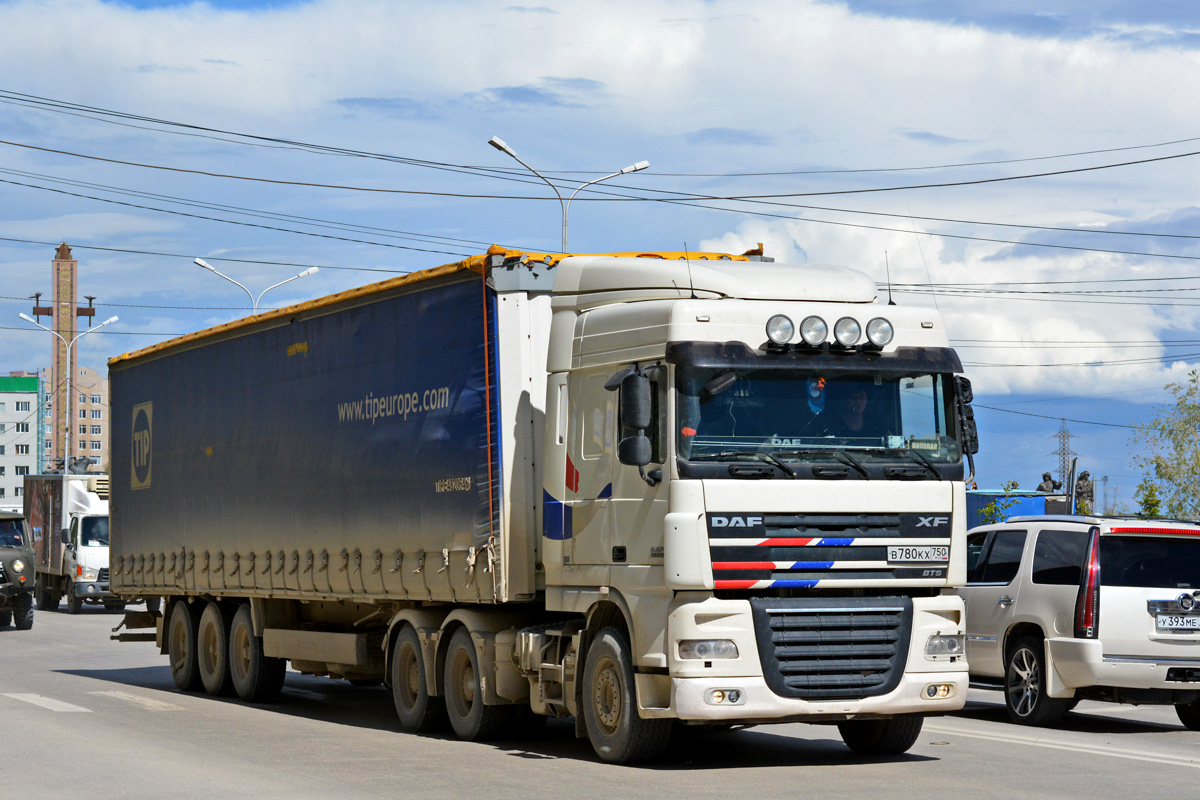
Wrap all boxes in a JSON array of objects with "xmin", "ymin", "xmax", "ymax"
[
  {"xmin": 1135, "ymin": 480, "xmax": 1162, "ymax": 519},
  {"xmin": 979, "ymin": 480, "xmax": 1021, "ymax": 525},
  {"xmin": 1131, "ymin": 369, "xmax": 1200, "ymax": 519}
]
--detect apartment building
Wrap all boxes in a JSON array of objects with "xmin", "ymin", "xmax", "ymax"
[
  {"xmin": 43, "ymin": 365, "xmax": 108, "ymax": 472},
  {"xmin": 0, "ymin": 375, "xmax": 39, "ymax": 510}
]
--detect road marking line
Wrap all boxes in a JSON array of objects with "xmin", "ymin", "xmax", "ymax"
[
  {"xmin": 1, "ymin": 693, "xmax": 92, "ymax": 713},
  {"xmin": 926, "ymin": 722, "xmax": 1200, "ymax": 769},
  {"xmin": 87, "ymin": 690, "xmax": 183, "ymax": 711}
]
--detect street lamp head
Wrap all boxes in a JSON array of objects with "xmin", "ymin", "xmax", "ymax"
[
  {"xmin": 101, "ymin": 316, "xmax": 119, "ymax": 326},
  {"xmin": 18, "ymin": 313, "xmax": 35, "ymax": 324},
  {"xmin": 620, "ymin": 160, "xmax": 650, "ymax": 174},
  {"xmin": 299, "ymin": 267, "xmax": 319, "ymax": 278},
  {"xmin": 194, "ymin": 257, "xmax": 215, "ymax": 271},
  {"xmin": 488, "ymin": 136, "xmax": 516, "ymax": 157}
]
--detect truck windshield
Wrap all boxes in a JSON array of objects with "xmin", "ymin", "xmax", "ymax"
[
  {"xmin": 0, "ymin": 519, "xmax": 24, "ymax": 546},
  {"xmin": 80, "ymin": 516, "xmax": 109, "ymax": 547},
  {"xmin": 677, "ymin": 366, "xmax": 961, "ymax": 470}
]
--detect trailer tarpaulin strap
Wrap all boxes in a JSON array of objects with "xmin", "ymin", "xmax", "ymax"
[{"xmin": 481, "ymin": 266, "xmax": 499, "ymax": 602}]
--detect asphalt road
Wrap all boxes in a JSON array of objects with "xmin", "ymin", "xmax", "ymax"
[{"xmin": 2, "ymin": 607, "xmax": 1197, "ymax": 800}]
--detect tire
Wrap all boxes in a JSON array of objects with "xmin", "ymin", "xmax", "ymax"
[
  {"xmin": 196, "ymin": 602, "xmax": 234, "ymax": 697},
  {"xmin": 167, "ymin": 600, "xmax": 203, "ymax": 692},
  {"xmin": 443, "ymin": 627, "xmax": 514, "ymax": 740},
  {"xmin": 1176, "ymin": 700, "xmax": 1200, "ymax": 730},
  {"xmin": 390, "ymin": 625, "xmax": 446, "ymax": 733},
  {"xmin": 145, "ymin": 597, "xmax": 161, "ymax": 614},
  {"xmin": 1004, "ymin": 636, "xmax": 1070, "ymax": 726},
  {"xmin": 65, "ymin": 583, "xmax": 82, "ymax": 614},
  {"xmin": 103, "ymin": 600, "xmax": 127, "ymax": 611},
  {"xmin": 0, "ymin": 608, "xmax": 11, "ymax": 627},
  {"xmin": 38, "ymin": 584, "xmax": 60, "ymax": 612},
  {"xmin": 227, "ymin": 604, "xmax": 285, "ymax": 703},
  {"xmin": 13, "ymin": 593, "xmax": 34, "ymax": 630},
  {"xmin": 838, "ymin": 716, "xmax": 923, "ymax": 755},
  {"xmin": 582, "ymin": 626, "xmax": 672, "ymax": 764}
]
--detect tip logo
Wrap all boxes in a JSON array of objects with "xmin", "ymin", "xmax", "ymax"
[{"xmin": 132, "ymin": 402, "xmax": 152, "ymax": 490}]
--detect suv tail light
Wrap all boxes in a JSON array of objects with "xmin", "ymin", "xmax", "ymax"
[{"xmin": 1074, "ymin": 526, "xmax": 1101, "ymax": 639}]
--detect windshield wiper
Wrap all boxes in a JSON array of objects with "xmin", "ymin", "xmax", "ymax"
[
  {"xmin": 689, "ymin": 450, "xmax": 796, "ymax": 477},
  {"xmin": 863, "ymin": 447, "xmax": 943, "ymax": 480},
  {"xmin": 773, "ymin": 449, "xmax": 870, "ymax": 479}
]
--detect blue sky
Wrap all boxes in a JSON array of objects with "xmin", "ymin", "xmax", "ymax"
[{"xmin": 2, "ymin": 0, "xmax": 1199, "ymax": 504}]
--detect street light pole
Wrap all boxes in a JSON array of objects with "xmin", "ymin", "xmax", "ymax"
[
  {"xmin": 194, "ymin": 258, "xmax": 318, "ymax": 313},
  {"xmin": 18, "ymin": 313, "xmax": 119, "ymax": 474},
  {"xmin": 487, "ymin": 137, "xmax": 648, "ymax": 253}
]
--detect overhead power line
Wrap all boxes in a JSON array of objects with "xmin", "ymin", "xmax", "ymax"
[{"xmin": 974, "ymin": 404, "xmax": 1136, "ymax": 429}]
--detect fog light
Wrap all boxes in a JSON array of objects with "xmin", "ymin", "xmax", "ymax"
[
  {"xmin": 86, "ymin": 584, "xmax": 96, "ymax": 594},
  {"xmin": 866, "ymin": 317, "xmax": 894, "ymax": 347},
  {"xmin": 679, "ymin": 639, "xmax": 739, "ymax": 660},
  {"xmin": 766, "ymin": 314, "xmax": 794, "ymax": 345},
  {"xmin": 799, "ymin": 315, "xmax": 828, "ymax": 345},
  {"xmin": 925, "ymin": 634, "xmax": 965, "ymax": 658},
  {"xmin": 704, "ymin": 688, "xmax": 746, "ymax": 705},
  {"xmin": 834, "ymin": 317, "xmax": 861, "ymax": 347},
  {"xmin": 924, "ymin": 683, "xmax": 954, "ymax": 699}
]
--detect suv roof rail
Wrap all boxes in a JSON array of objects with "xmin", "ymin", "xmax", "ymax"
[{"xmin": 1004, "ymin": 513, "xmax": 1200, "ymax": 527}]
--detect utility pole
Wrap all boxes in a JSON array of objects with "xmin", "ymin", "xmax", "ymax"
[
  {"xmin": 1051, "ymin": 419, "xmax": 1077, "ymax": 487},
  {"xmin": 1101, "ymin": 475, "xmax": 1110, "ymax": 514}
]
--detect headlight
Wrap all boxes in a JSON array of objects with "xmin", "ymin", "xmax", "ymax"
[
  {"xmin": 765, "ymin": 314, "xmax": 794, "ymax": 345},
  {"xmin": 834, "ymin": 317, "xmax": 861, "ymax": 346},
  {"xmin": 10, "ymin": 559, "xmax": 24, "ymax": 573},
  {"xmin": 866, "ymin": 317, "xmax": 894, "ymax": 347},
  {"xmin": 799, "ymin": 315, "xmax": 828, "ymax": 346},
  {"xmin": 925, "ymin": 634, "xmax": 965, "ymax": 658},
  {"xmin": 80, "ymin": 568, "xmax": 98, "ymax": 581},
  {"xmin": 678, "ymin": 639, "xmax": 739, "ymax": 660}
]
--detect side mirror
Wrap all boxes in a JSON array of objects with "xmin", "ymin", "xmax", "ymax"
[
  {"xmin": 955, "ymin": 375, "xmax": 974, "ymax": 405},
  {"xmin": 619, "ymin": 373, "xmax": 652, "ymax": 430},
  {"xmin": 60, "ymin": 530, "xmax": 69, "ymax": 545},
  {"xmin": 618, "ymin": 435, "xmax": 652, "ymax": 468},
  {"xmin": 960, "ymin": 404, "xmax": 979, "ymax": 455}
]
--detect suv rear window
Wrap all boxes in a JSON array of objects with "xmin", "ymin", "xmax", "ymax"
[
  {"xmin": 978, "ymin": 529, "xmax": 1027, "ymax": 584},
  {"xmin": 1100, "ymin": 536, "xmax": 1200, "ymax": 589},
  {"xmin": 1032, "ymin": 529, "xmax": 1089, "ymax": 585}
]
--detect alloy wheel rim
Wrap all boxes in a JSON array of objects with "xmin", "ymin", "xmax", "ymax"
[{"xmin": 1008, "ymin": 647, "xmax": 1040, "ymax": 717}]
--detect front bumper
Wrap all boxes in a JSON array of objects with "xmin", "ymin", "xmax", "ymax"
[
  {"xmin": 72, "ymin": 580, "xmax": 111, "ymax": 599},
  {"xmin": 1049, "ymin": 638, "xmax": 1200, "ymax": 690},
  {"xmin": 0, "ymin": 581, "xmax": 33, "ymax": 599},
  {"xmin": 674, "ymin": 670, "xmax": 968, "ymax": 722}
]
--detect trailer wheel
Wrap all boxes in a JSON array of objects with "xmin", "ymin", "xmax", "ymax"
[
  {"xmin": 167, "ymin": 600, "xmax": 203, "ymax": 692},
  {"xmin": 582, "ymin": 626, "xmax": 672, "ymax": 764},
  {"xmin": 228, "ymin": 605, "xmax": 285, "ymax": 703},
  {"xmin": 13, "ymin": 593, "xmax": 33, "ymax": 630},
  {"xmin": 65, "ymin": 583, "xmax": 82, "ymax": 614},
  {"xmin": 838, "ymin": 716, "xmax": 924, "ymax": 755},
  {"xmin": 443, "ymin": 627, "xmax": 513, "ymax": 740},
  {"xmin": 0, "ymin": 608, "xmax": 11, "ymax": 627},
  {"xmin": 390, "ymin": 625, "xmax": 445, "ymax": 733},
  {"xmin": 197, "ymin": 602, "xmax": 234, "ymax": 696}
]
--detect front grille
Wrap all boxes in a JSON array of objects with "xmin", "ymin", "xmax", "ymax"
[
  {"xmin": 750, "ymin": 596, "xmax": 912, "ymax": 700},
  {"xmin": 709, "ymin": 512, "xmax": 951, "ymax": 589},
  {"xmin": 98, "ymin": 567, "xmax": 109, "ymax": 582}
]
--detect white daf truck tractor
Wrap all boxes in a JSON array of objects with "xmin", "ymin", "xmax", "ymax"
[{"xmin": 110, "ymin": 246, "xmax": 977, "ymax": 764}]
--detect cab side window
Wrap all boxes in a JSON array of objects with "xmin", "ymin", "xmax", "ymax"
[
  {"xmin": 978, "ymin": 529, "xmax": 1028, "ymax": 585},
  {"xmin": 1032, "ymin": 529, "xmax": 1089, "ymax": 585}
]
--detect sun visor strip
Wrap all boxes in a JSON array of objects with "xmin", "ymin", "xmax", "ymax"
[{"xmin": 665, "ymin": 342, "xmax": 963, "ymax": 374}]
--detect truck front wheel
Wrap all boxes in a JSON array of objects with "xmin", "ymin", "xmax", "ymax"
[
  {"xmin": 838, "ymin": 716, "xmax": 923, "ymax": 755},
  {"xmin": 391, "ymin": 625, "xmax": 445, "ymax": 733},
  {"xmin": 228, "ymin": 605, "xmax": 285, "ymax": 702},
  {"xmin": 582, "ymin": 626, "xmax": 672, "ymax": 764},
  {"xmin": 65, "ymin": 583, "xmax": 82, "ymax": 614},
  {"xmin": 13, "ymin": 594, "xmax": 33, "ymax": 630},
  {"xmin": 197, "ymin": 602, "xmax": 234, "ymax": 696},
  {"xmin": 168, "ymin": 600, "xmax": 203, "ymax": 691},
  {"xmin": 443, "ymin": 627, "xmax": 513, "ymax": 740}
]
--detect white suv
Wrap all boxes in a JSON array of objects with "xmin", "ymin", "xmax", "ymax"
[{"xmin": 956, "ymin": 515, "xmax": 1200, "ymax": 728}]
